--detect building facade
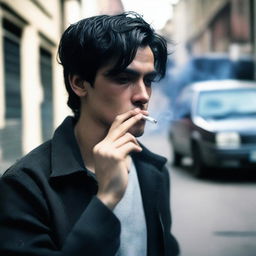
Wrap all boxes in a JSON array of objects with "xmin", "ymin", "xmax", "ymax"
[
  {"xmin": 0, "ymin": 0, "xmax": 124, "ymax": 171},
  {"xmin": 170, "ymin": 0, "xmax": 255, "ymax": 66}
]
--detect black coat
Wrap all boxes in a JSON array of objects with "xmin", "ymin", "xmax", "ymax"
[{"xmin": 0, "ymin": 117, "xmax": 179, "ymax": 256}]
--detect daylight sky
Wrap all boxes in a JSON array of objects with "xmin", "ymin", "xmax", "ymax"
[{"xmin": 121, "ymin": 0, "xmax": 174, "ymax": 30}]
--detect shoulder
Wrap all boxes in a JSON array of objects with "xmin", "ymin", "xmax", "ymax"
[{"xmin": 0, "ymin": 142, "xmax": 52, "ymax": 226}]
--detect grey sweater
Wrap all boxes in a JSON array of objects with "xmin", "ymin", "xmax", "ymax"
[{"xmin": 114, "ymin": 161, "xmax": 147, "ymax": 256}]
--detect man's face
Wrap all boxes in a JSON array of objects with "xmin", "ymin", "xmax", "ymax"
[{"xmin": 84, "ymin": 46, "xmax": 156, "ymax": 137}]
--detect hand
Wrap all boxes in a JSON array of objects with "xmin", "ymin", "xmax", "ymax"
[{"xmin": 93, "ymin": 109, "xmax": 146, "ymax": 210}]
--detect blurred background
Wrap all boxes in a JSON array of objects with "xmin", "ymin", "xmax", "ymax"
[{"xmin": 0, "ymin": 0, "xmax": 256, "ymax": 255}]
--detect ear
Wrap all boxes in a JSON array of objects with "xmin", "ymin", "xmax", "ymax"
[{"xmin": 69, "ymin": 74, "xmax": 89, "ymax": 97}]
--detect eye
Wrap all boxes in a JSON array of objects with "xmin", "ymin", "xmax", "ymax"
[
  {"xmin": 115, "ymin": 76, "xmax": 131, "ymax": 84},
  {"xmin": 112, "ymin": 73, "xmax": 137, "ymax": 85},
  {"xmin": 144, "ymin": 75, "xmax": 157, "ymax": 87},
  {"xmin": 144, "ymin": 78, "xmax": 154, "ymax": 87}
]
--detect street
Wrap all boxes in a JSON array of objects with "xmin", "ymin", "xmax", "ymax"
[
  {"xmin": 140, "ymin": 129, "xmax": 256, "ymax": 256},
  {"xmin": 1, "ymin": 1, "xmax": 256, "ymax": 255}
]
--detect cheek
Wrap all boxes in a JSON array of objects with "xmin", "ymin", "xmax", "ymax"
[
  {"xmin": 90, "ymin": 87, "xmax": 131, "ymax": 122},
  {"xmin": 100, "ymin": 87, "xmax": 131, "ymax": 107},
  {"xmin": 97, "ymin": 90, "xmax": 131, "ymax": 124}
]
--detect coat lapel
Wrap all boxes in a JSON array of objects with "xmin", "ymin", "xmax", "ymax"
[{"xmin": 133, "ymin": 156, "xmax": 164, "ymax": 256}]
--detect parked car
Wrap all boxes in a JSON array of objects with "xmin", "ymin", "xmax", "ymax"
[
  {"xmin": 168, "ymin": 54, "xmax": 254, "ymax": 104},
  {"xmin": 169, "ymin": 79, "xmax": 256, "ymax": 176}
]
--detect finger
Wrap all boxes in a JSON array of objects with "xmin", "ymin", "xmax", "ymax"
[
  {"xmin": 108, "ymin": 113, "xmax": 143, "ymax": 140},
  {"xmin": 117, "ymin": 142, "xmax": 142, "ymax": 158},
  {"xmin": 113, "ymin": 132, "xmax": 139, "ymax": 148},
  {"xmin": 109, "ymin": 108, "xmax": 141, "ymax": 132},
  {"xmin": 110, "ymin": 109, "xmax": 149, "ymax": 131}
]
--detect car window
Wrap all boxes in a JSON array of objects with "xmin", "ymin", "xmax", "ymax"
[{"xmin": 196, "ymin": 89, "xmax": 256, "ymax": 119}]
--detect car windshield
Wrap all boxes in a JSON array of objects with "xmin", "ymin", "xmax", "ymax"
[{"xmin": 197, "ymin": 88, "xmax": 256, "ymax": 119}]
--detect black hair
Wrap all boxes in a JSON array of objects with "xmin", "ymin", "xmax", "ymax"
[{"xmin": 57, "ymin": 12, "xmax": 168, "ymax": 116}]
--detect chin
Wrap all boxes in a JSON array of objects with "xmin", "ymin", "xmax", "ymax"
[
  {"xmin": 132, "ymin": 130, "xmax": 144, "ymax": 137},
  {"xmin": 128, "ymin": 124, "xmax": 145, "ymax": 137}
]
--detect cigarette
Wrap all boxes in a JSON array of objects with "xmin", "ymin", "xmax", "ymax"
[{"xmin": 142, "ymin": 115, "xmax": 157, "ymax": 124}]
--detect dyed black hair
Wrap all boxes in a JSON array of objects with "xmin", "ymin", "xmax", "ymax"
[{"xmin": 57, "ymin": 12, "xmax": 168, "ymax": 116}]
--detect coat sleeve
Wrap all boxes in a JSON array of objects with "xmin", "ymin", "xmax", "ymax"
[
  {"xmin": 0, "ymin": 172, "xmax": 120, "ymax": 256},
  {"xmin": 159, "ymin": 165, "xmax": 180, "ymax": 256}
]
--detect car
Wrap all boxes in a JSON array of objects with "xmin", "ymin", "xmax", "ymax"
[
  {"xmin": 167, "ymin": 54, "xmax": 254, "ymax": 102},
  {"xmin": 169, "ymin": 79, "xmax": 256, "ymax": 177}
]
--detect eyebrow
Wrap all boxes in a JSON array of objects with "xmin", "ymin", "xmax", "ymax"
[
  {"xmin": 121, "ymin": 68, "xmax": 158, "ymax": 77},
  {"xmin": 104, "ymin": 68, "xmax": 158, "ymax": 78}
]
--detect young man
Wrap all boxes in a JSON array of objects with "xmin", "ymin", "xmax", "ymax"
[{"xmin": 0, "ymin": 12, "xmax": 179, "ymax": 256}]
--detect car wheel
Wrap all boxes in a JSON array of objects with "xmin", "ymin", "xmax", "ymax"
[
  {"xmin": 172, "ymin": 150, "xmax": 182, "ymax": 166},
  {"xmin": 192, "ymin": 144, "xmax": 207, "ymax": 177}
]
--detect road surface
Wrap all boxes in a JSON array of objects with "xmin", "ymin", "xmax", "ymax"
[{"xmin": 140, "ymin": 129, "xmax": 256, "ymax": 256}]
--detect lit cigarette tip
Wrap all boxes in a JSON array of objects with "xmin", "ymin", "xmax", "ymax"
[{"xmin": 142, "ymin": 115, "xmax": 157, "ymax": 124}]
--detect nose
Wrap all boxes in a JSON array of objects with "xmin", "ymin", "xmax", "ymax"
[{"xmin": 131, "ymin": 80, "xmax": 151, "ymax": 107}]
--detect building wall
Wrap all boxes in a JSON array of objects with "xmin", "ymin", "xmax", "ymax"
[
  {"xmin": 99, "ymin": 0, "xmax": 124, "ymax": 15},
  {"xmin": 0, "ymin": 0, "xmax": 68, "ymax": 167},
  {"xmin": 171, "ymin": 0, "xmax": 254, "ymax": 64},
  {"xmin": 0, "ymin": 0, "xmax": 125, "ymax": 169},
  {"xmin": 184, "ymin": 0, "xmax": 230, "ymax": 42}
]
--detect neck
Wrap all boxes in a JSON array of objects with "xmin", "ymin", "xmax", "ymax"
[{"xmin": 74, "ymin": 113, "xmax": 108, "ymax": 173}]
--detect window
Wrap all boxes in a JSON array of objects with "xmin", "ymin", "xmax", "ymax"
[
  {"xmin": 40, "ymin": 47, "xmax": 53, "ymax": 141},
  {"xmin": 1, "ymin": 19, "xmax": 22, "ymax": 162}
]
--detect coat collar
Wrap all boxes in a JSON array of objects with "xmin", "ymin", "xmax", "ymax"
[
  {"xmin": 50, "ymin": 116, "xmax": 87, "ymax": 178},
  {"xmin": 133, "ymin": 143, "xmax": 167, "ymax": 170},
  {"xmin": 132, "ymin": 149, "xmax": 167, "ymax": 256}
]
